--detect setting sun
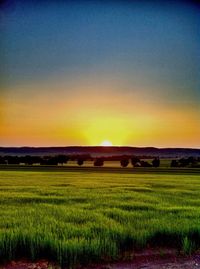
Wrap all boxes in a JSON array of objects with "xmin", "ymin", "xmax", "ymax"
[{"xmin": 100, "ymin": 140, "xmax": 113, "ymax": 146}]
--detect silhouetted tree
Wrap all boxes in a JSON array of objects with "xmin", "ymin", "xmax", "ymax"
[
  {"xmin": 179, "ymin": 158, "xmax": 189, "ymax": 167},
  {"xmin": 94, "ymin": 158, "xmax": 104, "ymax": 167},
  {"xmin": 7, "ymin": 156, "xmax": 20, "ymax": 164},
  {"xmin": 177, "ymin": 157, "xmax": 197, "ymax": 167},
  {"xmin": 0, "ymin": 156, "xmax": 6, "ymax": 164},
  {"xmin": 131, "ymin": 156, "xmax": 140, "ymax": 167},
  {"xmin": 57, "ymin": 155, "xmax": 69, "ymax": 165},
  {"xmin": 187, "ymin": 156, "xmax": 197, "ymax": 165},
  {"xmin": 23, "ymin": 155, "xmax": 34, "ymax": 165},
  {"xmin": 33, "ymin": 156, "xmax": 43, "ymax": 164},
  {"xmin": 152, "ymin": 157, "xmax": 160, "ymax": 167},
  {"xmin": 171, "ymin": 160, "xmax": 179, "ymax": 167},
  {"xmin": 120, "ymin": 159, "xmax": 129, "ymax": 167},
  {"xmin": 45, "ymin": 157, "xmax": 58, "ymax": 165},
  {"xmin": 77, "ymin": 159, "xmax": 84, "ymax": 166}
]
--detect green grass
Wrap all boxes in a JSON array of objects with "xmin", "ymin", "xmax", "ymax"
[{"xmin": 0, "ymin": 169, "xmax": 200, "ymax": 267}]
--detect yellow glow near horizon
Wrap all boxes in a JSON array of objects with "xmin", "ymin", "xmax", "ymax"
[
  {"xmin": 100, "ymin": 140, "xmax": 113, "ymax": 146},
  {"xmin": 1, "ymin": 78, "xmax": 200, "ymax": 148},
  {"xmin": 82, "ymin": 115, "xmax": 133, "ymax": 146}
]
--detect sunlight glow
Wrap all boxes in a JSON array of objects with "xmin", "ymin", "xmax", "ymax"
[{"xmin": 100, "ymin": 140, "xmax": 113, "ymax": 146}]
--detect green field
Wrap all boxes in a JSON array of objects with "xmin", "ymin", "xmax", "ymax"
[{"xmin": 1, "ymin": 168, "xmax": 200, "ymax": 267}]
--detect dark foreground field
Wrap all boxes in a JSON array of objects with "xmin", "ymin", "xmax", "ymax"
[
  {"xmin": 2, "ymin": 249, "xmax": 200, "ymax": 268},
  {"xmin": 0, "ymin": 166, "xmax": 200, "ymax": 268}
]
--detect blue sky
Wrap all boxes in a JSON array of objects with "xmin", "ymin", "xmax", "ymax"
[{"xmin": 2, "ymin": 1, "xmax": 200, "ymax": 93}]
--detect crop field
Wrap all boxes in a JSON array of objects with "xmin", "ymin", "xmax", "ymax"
[{"xmin": 0, "ymin": 168, "xmax": 200, "ymax": 267}]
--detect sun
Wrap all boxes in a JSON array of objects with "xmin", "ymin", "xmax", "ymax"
[{"xmin": 100, "ymin": 140, "xmax": 113, "ymax": 146}]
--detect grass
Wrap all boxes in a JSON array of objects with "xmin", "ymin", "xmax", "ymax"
[{"xmin": 0, "ymin": 168, "xmax": 200, "ymax": 267}]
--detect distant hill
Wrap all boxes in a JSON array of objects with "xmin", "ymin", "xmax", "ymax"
[{"xmin": 0, "ymin": 146, "xmax": 200, "ymax": 158}]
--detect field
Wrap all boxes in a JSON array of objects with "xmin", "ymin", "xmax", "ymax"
[{"xmin": 1, "ymin": 167, "xmax": 200, "ymax": 268}]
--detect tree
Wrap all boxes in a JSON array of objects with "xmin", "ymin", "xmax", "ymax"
[
  {"xmin": 23, "ymin": 155, "xmax": 34, "ymax": 165},
  {"xmin": 120, "ymin": 159, "xmax": 129, "ymax": 167},
  {"xmin": 77, "ymin": 159, "xmax": 84, "ymax": 166},
  {"xmin": 45, "ymin": 156, "xmax": 58, "ymax": 165},
  {"xmin": 94, "ymin": 158, "xmax": 104, "ymax": 167},
  {"xmin": 152, "ymin": 157, "xmax": 160, "ymax": 167},
  {"xmin": 7, "ymin": 156, "xmax": 20, "ymax": 165},
  {"xmin": 187, "ymin": 156, "xmax": 197, "ymax": 165},
  {"xmin": 171, "ymin": 160, "xmax": 179, "ymax": 167},
  {"xmin": 0, "ymin": 156, "xmax": 6, "ymax": 164},
  {"xmin": 57, "ymin": 155, "xmax": 69, "ymax": 165},
  {"xmin": 131, "ymin": 156, "xmax": 140, "ymax": 167},
  {"xmin": 179, "ymin": 158, "xmax": 189, "ymax": 167}
]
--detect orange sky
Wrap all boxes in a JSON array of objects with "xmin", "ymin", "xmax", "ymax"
[{"xmin": 1, "ymin": 77, "xmax": 200, "ymax": 148}]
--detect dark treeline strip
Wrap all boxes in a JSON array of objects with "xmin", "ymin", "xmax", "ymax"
[
  {"xmin": 170, "ymin": 157, "xmax": 200, "ymax": 168},
  {"xmin": 0, "ymin": 155, "xmax": 160, "ymax": 167},
  {"xmin": 0, "ymin": 155, "xmax": 199, "ymax": 168}
]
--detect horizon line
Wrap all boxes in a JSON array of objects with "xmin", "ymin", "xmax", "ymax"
[{"xmin": 0, "ymin": 145, "xmax": 200, "ymax": 150}]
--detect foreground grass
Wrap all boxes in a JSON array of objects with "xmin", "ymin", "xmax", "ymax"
[{"xmin": 0, "ymin": 169, "xmax": 200, "ymax": 267}]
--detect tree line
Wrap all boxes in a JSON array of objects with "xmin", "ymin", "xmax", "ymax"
[
  {"xmin": 0, "ymin": 155, "xmax": 160, "ymax": 167},
  {"xmin": 0, "ymin": 155, "xmax": 199, "ymax": 168},
  {"xmin": 170, "ymin": 157, "xmax": 200, "ymax": 168}
]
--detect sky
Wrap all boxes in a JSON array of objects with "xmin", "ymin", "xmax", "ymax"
[{"xmin": 1, "ymin": 0, "xmax": 200, "ymax": 147}]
